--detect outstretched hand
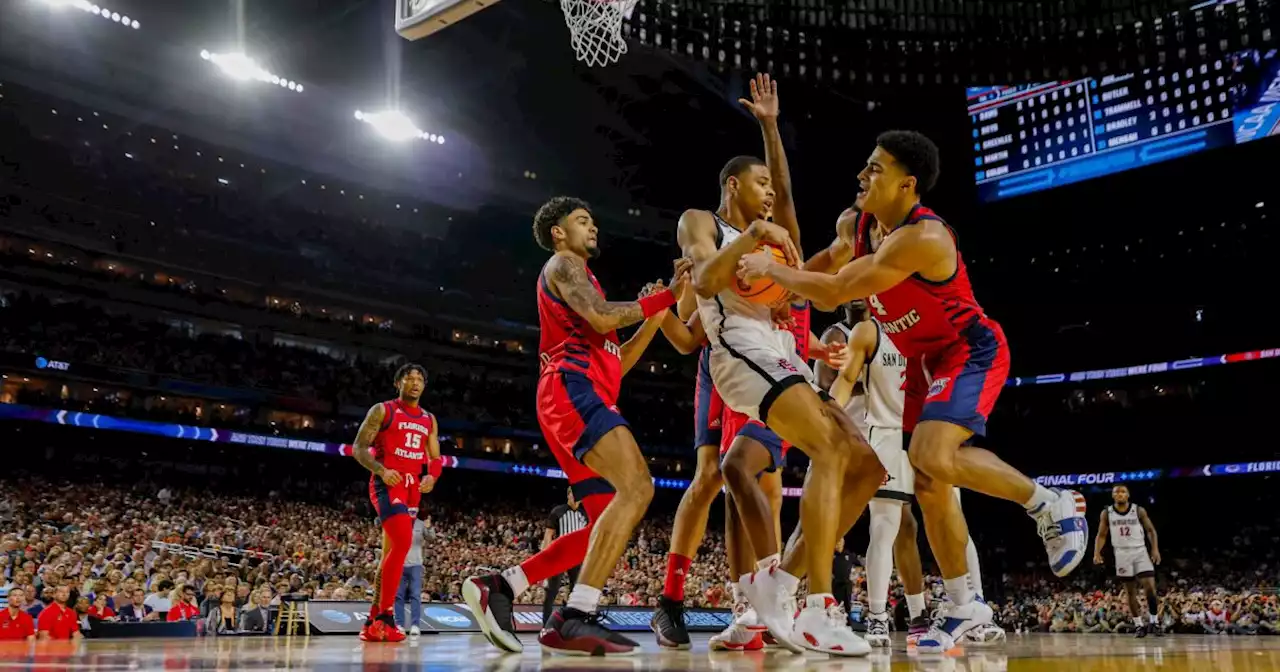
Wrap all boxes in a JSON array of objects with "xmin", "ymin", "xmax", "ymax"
[
  {"xmin": 669, "ymin": 257, "xmax": 693, "ymax": 295},
  {"xmin": 738, "ymin": 72, "xmax": 779, "ymax": 121}
]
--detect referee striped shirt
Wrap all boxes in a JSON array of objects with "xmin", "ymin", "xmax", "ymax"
[{"xmin": 547, "ymin": 504, "xmax": 588, "ymax": 539}]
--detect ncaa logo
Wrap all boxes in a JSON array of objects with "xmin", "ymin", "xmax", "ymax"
[
  {"xmin": 926, "ymin": 377, "xmax": 951, "ymax": 399},
  {"xmin": 425, "ymin": 606, "xmax": 472, "ymax": 627},
  {"xmin": 322, "ymin": 610, "xmax": 352, "ymax": 624}
]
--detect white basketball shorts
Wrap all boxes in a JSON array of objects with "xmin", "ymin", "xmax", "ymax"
[
  {"xmin": 868, "ymin": 426, "xmax": 914, "ymax": 501},
  {"xmin": 710, "ymin": 327, "xmax": 818, "ymax": 424},
  {"xmin": 1114, "ymin": 547, "xmax": 1155, "ymax": 579}
]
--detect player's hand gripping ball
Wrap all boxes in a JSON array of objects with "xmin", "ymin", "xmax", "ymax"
[{"xmin": 735, "ymin": 244, "xmax": 792, "ymax": 307}]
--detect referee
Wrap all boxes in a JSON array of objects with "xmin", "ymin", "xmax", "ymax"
[{"xmin": 542, "ymin": 487, "xmax": 588, "ymax": 626}]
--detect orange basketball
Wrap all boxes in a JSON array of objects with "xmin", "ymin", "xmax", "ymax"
[{"xmin": 734, "ymin": 244, "xmax": 791, "ymax": 307}]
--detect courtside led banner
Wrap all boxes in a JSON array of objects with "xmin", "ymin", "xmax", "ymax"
[{"xmin": 306, "ymin": 601, "xmax": 731, "ymax": 635}]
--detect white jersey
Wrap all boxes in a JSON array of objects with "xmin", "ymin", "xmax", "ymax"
[
  {"xmin": 696, "ymin": 214, "xmax": 774, "ymax": 351},
  {"xmin": 863, "ymin": 320, "xmax": 908, "ymax": 430},
  {"xmin": 821, "ymin": 323, "xmax": 867, "ymax": 434},
  {"xmin": 1108, "ymin": 504, "xmax": 1147, "ymax": 551}
]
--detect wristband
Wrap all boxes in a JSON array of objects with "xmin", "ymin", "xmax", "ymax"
[
  {"xmin": 426, "ymin": 457, "xmax": 443, "ymax": 480},
  {"xmin": 638, "ymin": 288, "xmax": 676, "ymax": 318}
]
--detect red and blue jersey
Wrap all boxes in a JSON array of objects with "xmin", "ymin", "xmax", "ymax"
[
  {"xmin": 787, "ymin": 300, "xmax": 812, "ymax": 360},
  {"xmin": 537, "ymin": 259, "xmax": 623, "ymax": 403},
  {"xmin": 372, "ymin": 399, "xmax": 434, "ymax": 477},
  {"xmin": 854, "ymin": 204, "xmax": 995, "ymax": 359}
]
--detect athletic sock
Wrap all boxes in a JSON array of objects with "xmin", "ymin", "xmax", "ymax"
[
  {"xmin": 965, "ymin": 538, "xmax": 984, "ymax": 601},
  {"xmin": 943, "ymin": 575, "xmax": 974, "ymax": 607},
  {"xmin": 1148, "ymin": 613, "xmax": 1159, "ymax": 625},
  {"xmin": 755, "ymin": 553, "xmax": 780, "ymax": 572},
  {"xmin": 870, "ymin": 598, "xmax": 887, "ymax": 615},
  {"xmin": 662, "ymin": 553, "xmax": 693, "ymax": 602},
  {"xmin": 500, "ymin": 565, "xmax": 530, "ymax": 598},
  {"xmin": 566, "ymin": 584, "xmax": 602, "ymax": 614},
  {"xmin": 1023, "ymin": 484, "xmax": 1057, "ymax": 513},
  {"xmin": 906, "ymin": 593, "xmax": 927, "ymax": 620},
  {"xmin": 1134, "ymin": 616, "xmax": 1144, "ymax": 628},
  {"xmin": 517, "ymin": 492, "xmax": 612, "ymax": 589}
]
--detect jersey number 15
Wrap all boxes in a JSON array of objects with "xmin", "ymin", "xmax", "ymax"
[{"xmin": 404, "ymin": 434, "xmax": 422, "ymax": 449}]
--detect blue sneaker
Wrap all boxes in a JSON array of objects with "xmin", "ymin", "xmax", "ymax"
[
  {"xmin": 1028, "ymin": 489, "xmax": 1089, "ymax": 577},
  {"xmin": 917, "ymin": 599, "xmax": 993, "ymax": 654}
]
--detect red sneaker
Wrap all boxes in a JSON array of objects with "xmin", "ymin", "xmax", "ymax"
[{"xmin": 359, "ymin": 620, "xmax": 386, "ymax": 642}]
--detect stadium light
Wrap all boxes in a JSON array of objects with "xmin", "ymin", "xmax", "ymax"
[
  {"xmin": 354, "ymin": 109, "xmax": 442, "ymax": 144},
  {"xmin": 39, "ymin": 0, "xmax": 140, "ymax": 28},
  {"xmin": 200, "ymin": 50, "xmax": 302, "ymax": 93}
]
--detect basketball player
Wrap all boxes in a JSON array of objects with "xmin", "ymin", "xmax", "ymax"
[
  {"xmin": 463, "ymin": 196, "xmax": 690, "ymax": 656},
  {"xmin": 738, "ymin": 130, "xmax": 1088, "ymax": 653},
  {"xmin": 1094, "ymin": 485, "xmax": 1164, "ymax": 637},
  {"xmin": 350, "ymin": 363, "xmax": 442, "ymax": 643},
  {"xmin": 680, "ymin": 74, "xmax": 883, "ymax": 657},
  {"xmin": 823, "ymin": 300, "xmax": 1004, "ymax": 647}
]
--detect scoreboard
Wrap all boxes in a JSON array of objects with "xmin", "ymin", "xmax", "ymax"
[{"xmin": 968, "ymin": 49, "xmax": 1279, "ymax": 203}]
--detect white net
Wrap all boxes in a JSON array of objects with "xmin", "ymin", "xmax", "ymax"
[{"xmin": 560, "ymin": 0, "xmax": 638, "ymax": 67}]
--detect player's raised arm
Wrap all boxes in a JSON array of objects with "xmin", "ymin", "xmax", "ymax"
[
  {"xmin": 681, "ymin": 210, "xmax": 797, "ymax": 299},
  {"xmin": 740, "ymin": 73, "xmax": 801, "ymax": 256},
  {"xmin": 1093, "ymin": 508, "xmax": 1110, "ymax": 564},
  {"xmin": 546, "ymin": 253, "xmax": 675, "ymax": 334},
  {"xmin": 802, "ymin": 208, "xmax": 861, "ymax": 278},
  {"xmin": 739, "ymin": 220, "xmax": 947, "ymax": 308},
  {"xmin": 352, "ymin": 403, "xmax": 398, "ymax": 485},
  {"xmin": 1137, "ymin": 507, "xmax": 1161, "ymax": 565},
  {"xmin": 830, "ymin": 320, "xmax": 876, "ymax": 408},
  {"xmin": 658, "ymin": 310, "xmax": 706, "ymax": 355}
]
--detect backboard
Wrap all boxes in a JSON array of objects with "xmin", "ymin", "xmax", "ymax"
[{"xmin": 395, "ymin": 0, "xmax": 499, "ymax": 41}]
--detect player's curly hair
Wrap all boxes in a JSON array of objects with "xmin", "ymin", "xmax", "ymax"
[
  {"xmin": 394, "ymin": 363, "xmax": 427, "ymax": 385},
  {"xmin": 719, "ymin": 155, "xmax": 765, "ymax": 189},
  {"xmin": 875, "ymin": 130, "xmax": 941, "ymax": 195},
  {"xmin": 533, "ymin": 196, "xmax": 592, "ymax": 251}
]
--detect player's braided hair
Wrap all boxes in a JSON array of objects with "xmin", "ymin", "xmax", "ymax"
[
  {"xmin": 533, "ymin": 196, "xmax": 592, "ymax": 251},
  {"xmin": 875, "ymin": 130, "xmax": 941, "ymax": 195}
]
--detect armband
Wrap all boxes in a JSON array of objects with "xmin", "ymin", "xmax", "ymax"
[
  {"xmin": 638, "ymin": 288, "xmax": 676, "ymax": 318},
  {"xmin": 426, "ymin": 457, "xmax": 443, "ymax": 480}
]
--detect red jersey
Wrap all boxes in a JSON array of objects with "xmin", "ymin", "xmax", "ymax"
[
  {"xmin": 0, "ymin": 608, "xmax": 35, "ymax": 640},
  {"xmin": 854, "ymin": 205, "xmax": 993, "ymax": 359},
  {"xmin": 537, "ymin": 259, "xmax": 623, "ymax": 403},
  {"xmin": 787, "ymin": 300, "xmax": 812, "ymax": 360},
  {"xmin": 35, "ymin": 603, "xmax": 78, "ymax": 639},
  {"xmin": 372, "ymin": 399, "xmax": 434, "ymax": 476}
]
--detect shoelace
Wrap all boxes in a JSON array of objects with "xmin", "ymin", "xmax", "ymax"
[
  {"xmin": 1035, "ymin": 510, "xmax": 1062, "ymax": 542},
  {"xmin": 581, "ymin": 612, "xmax": 607, "ymax": 629},
  {"xmin": 868, "ymin": 615, "xmax": 889, "ymax": 635},
  {"xmin": 824, "ymin": 602, "xmax": 850, "ymax": 629}
]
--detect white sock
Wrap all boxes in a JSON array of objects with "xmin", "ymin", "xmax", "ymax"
[
  {"xmin": 1149, "ymin": 613, "xmax": 1158, "ymax": 625},
  {"xmin": 500, "ymin": 565, "xmax": 529, "ymax": 598},
  {"xmin": 755, "ymin": 553, "xmax": 780, "ymax": 572},
  {"xmin": 566, "ymin": 584, "xmax": 602, "ymax": 614},
  {"xmin": 965, "ymin": 537, "xmax": 984, "ymax": 601},
  {"xmin": 907, "ymin": 593, "xmax": 927, "ymax": 619},
  {"xmin": 867, "ymin": 500, "xmax": 900, "ymax": 617},
  {"xmin": 1023, "ymin": 484, "xmax": 1057, "ymax": 512},
  {"xmin": 1134, "ymin": 616, "xmax": 1144, "ymax": 628},
  {"xmin": 943, "ymin": 575, "xmax": 974, "ymax": 607}
]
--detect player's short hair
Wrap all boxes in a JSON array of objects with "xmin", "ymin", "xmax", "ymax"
[
  {"xmin": 719, "ymin": 155, "xmax": 765, "ymax": 189},
  {"xmin": 394, "ymin": 363, "xmax": 427, "ymax": 385},
  {"xmin": 533, "ymin": 196, "xmax": 592, "ymax": 251},
  {"xmin": 875, "ymin": 130, "xmax": 941, "ymax": 195}
]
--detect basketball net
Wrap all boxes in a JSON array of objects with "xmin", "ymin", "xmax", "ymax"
[{"xmin": 560, "ymin": 0, "xmax": 638, "ymax": 67}]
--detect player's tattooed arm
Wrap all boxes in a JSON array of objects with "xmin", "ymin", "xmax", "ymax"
[
  {"xmin": 1093, "ymin": 508, "xmax": 1110, "ymax": 564},
  {"xmin": 351, "ymin": 404, "xmax": 394, "ymax": 483},
  {"xmin": 547, "ymin": 253, "xmax": 646, "ymax": 334}
]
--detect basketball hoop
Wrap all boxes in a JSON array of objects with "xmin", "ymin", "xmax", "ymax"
[{"xmin": 560, "ymin": 0, "xmax": 637, "ymax": 67}]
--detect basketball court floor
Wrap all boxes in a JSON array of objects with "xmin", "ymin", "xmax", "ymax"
[{"xmin": 5, "ymin": 633, "xmax": 1279, "ymax": 670}]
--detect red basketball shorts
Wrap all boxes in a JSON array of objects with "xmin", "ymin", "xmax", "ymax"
[
  {"xmin": 537, "ymin": 371, "xmax": 624, "ymax": 499},
  {"xmin": 719, "ymin": 408, "xmax": 788, "ymax": 473},
  {"xmin": 369, "ymin": 474, "xmax": 421, "ymax": 523},
  {"xmin": 904, "ymin": 318, "xmax": 1010, "ymax": 437}
]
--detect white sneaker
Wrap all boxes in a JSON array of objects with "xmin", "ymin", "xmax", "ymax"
[
  {"xmin": 865, "ymin": 611, "xmax": 891, "ymax": 647},
  {"xmin": 916, "ymin": 599, "xmax": 993, "ymax": 654},
  {"xmin": 792, "ymin": 595, "xmax": 871, "ymax": 657},
  {"xmin": 1029, "ymin": 488, "xmax": 1088, "ymax": 577},
  {"xmin": 409, "ymin": 624, "xmax": 421, "ymax": 637},
  {"xmin": 963, "ymin": 622, "xmax": 1006, "ymax": 646},
  {"xmin": 741, "ymin": 568, "xmax": 804, "ymax": 654},
  {"xmin": 709, "ymin": 620, "xmax": 765, "ymax": 651}
]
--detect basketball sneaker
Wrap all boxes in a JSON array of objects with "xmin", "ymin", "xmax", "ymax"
[
  {"xmin": 1028, "ymin": 488, "xmax": 1089, "ymax": 577},
  {"xmin": 650, "ymin": 596, "xmax": 691, "ymax": 649},
  {"xmin": 963, "ymin": 622, "xmax": 1006, "ymax": 646},
  {"xmin": 793, "ymin": 595, "xmax": 872, "ymax": 657},
  {"xmin": 865, "ymin": 611, "xmax": 891, "ymax": 647},
  {"xmin": 710, "ymin": 598, "xmax": 766, "ymax": 651},
  {"xmin": 539, "ymin": 607, "xmax": 639, "ymax": 656},
  {"xmin": 741, "ymin": 567, "xmax": 804, "ymax": 653},
  {"xmin": 916, "ymin": 599, "xmax": 993, "ymax": 655},
  {"xmin": 462, "ymin": 574, "xmax": 522, "ymax": 653},
  {"xmin": 905, "ymin": 615, "xmax": 930, "ymax": 648},
  {"xmin": 359, "ymin": 612, "xmax": 406, "ymax": 643}
]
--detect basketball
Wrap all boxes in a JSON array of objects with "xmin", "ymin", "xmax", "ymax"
[{"xmin": 734, "ymin": 244, "xmax": 791, "ymax": 307}]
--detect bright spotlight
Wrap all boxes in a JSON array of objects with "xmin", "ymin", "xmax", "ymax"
[
  {"xmin": 437, "ymin": 136, "xmax": 445, "ymax": 144},
  {"xmin": 131, "ymin": 19, "xmax": 139, "ymax": 28},
  {"xmin": 200, "ymin": 49, "xmax": 211, "ymax": 60},
  {"xmin": 355, "ymin": 109, "xmax": 428, "ymax": 143},
  {"xmin": 110, "ymin": 12, "xmax": 119, "ymax": 21},
  {"xmin": 201, "ymin": 50, "xmax": 302, "ymax": 93}
]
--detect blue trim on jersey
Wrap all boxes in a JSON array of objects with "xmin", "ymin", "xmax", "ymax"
[
  {"xmin": 693, "ymin": 347, "xmax": 722, "ymax": 449},
  {"xmin": 540, "ymin": 272, "xmax": 571, "ymax": 309},
  {"xmin": 562, "ymin": 372, "xmax": 629, "ymax": 461}
]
